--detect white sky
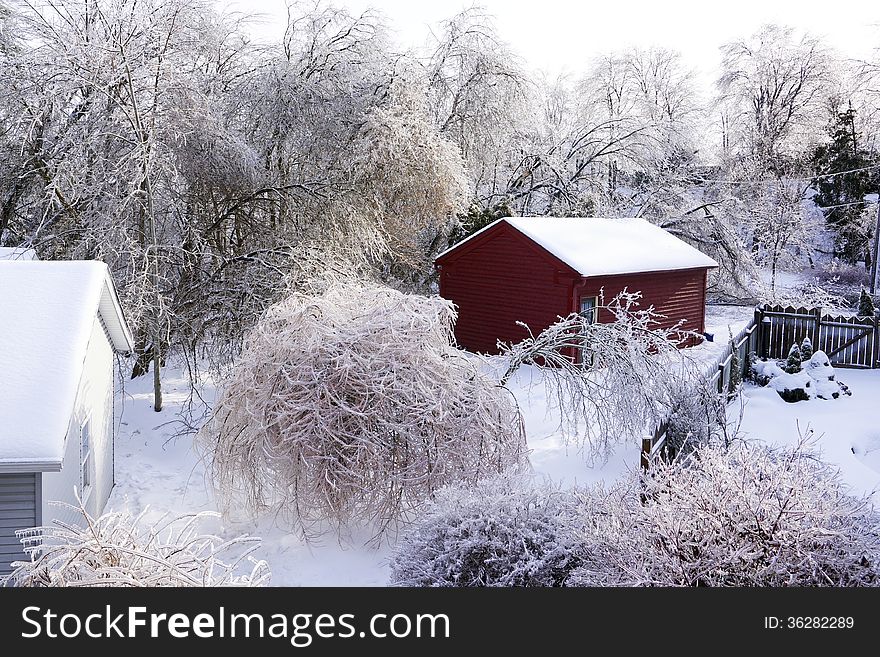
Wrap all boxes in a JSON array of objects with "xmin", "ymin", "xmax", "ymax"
[{"xmin": 226, "ymin": 0, "xmax": 880, "ymax": 89}]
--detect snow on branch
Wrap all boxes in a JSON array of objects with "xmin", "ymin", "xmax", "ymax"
[
  {"xmin": 499, "ymin": 290, "xmax": 700, "ymax": 459},
  {"xmin": 7, "ymin": 501, "xmax": 269, "ymax": 587},
  {"xmin": 198, "ymin": 282, "xmax": 527, "ymax": 539}
]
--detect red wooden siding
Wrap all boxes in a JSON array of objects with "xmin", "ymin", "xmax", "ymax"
[
  {"xmin": 438, "ymin": 222, "xmax": 710, "ymax": 354},
  {"xmin": 577, "ymin": 268, "xmax": 708, "ymax": 346},
  {"xmin": 438, "ymin": 225, "xmax": 577, "ymax": 354}
]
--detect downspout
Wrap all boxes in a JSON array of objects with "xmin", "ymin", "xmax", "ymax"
[
  {"xmin": 570, "ymin": 276, "xmax": 589, "ymax": 362},
  {"xmin": 571, "ymin": 277, "xmax": 588, "ymax": 315}
]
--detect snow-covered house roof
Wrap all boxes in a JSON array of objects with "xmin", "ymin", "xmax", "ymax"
[
  {"xmin": 436, "ymin": 217, "xmax": 719, "ymax": 276},
  {"xmin": 0, "ymin": 261, "xmax": 134, "ymax": 471},
  {"xmin": 0, "ymin": 246, "xmax": 37, "ymax": 261}
]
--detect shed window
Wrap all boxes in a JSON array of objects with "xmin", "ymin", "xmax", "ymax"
[
  {"xmin": 81, "ymin": 419, "xmax": 92, "ymax": 498},
  {"xmin": 579, "ymin": 296, "xmax": 597, "ymax": 324}
]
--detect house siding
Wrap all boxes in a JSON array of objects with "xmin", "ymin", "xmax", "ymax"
[
  {"xmin": 438, "ymin": 224, "xmax": 576, "ymax": 354},
  {"xmin": 0, "ymin": 473, "xmax": 38, "ymax": 576},
  {"xmin": 579, "ymin": 268, "xmax": 708, "ymax": 339},
  {"xmin": 41, "ymin": 316, "xmax": 115, "ymax": 529}
]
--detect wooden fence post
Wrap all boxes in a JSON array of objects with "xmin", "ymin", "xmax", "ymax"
[
  {"xmin": 717, "ymin": 363, "xmax": 725, "ymax": 394},
  {"xmin": 761, "ymin": 315, "xmax": 771, "ymax": 359},
  {"xmin": 812, "ymin": 307, "xmax": 822, "ymax": 356},
  {"xmin": 874, "ymin": 313, "xmax": 880, "ymax": 369},
  {"xmin": 754, "ymin": 306, "xmax": 763, "ymax": 358},
  {"xmin": 641, "ymin": 437, "xmax": 652, "ymax": 472}
]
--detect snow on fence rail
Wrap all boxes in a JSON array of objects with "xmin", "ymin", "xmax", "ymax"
[{"xmin": 640, "ymin": 314, "xmax": 759, "ymax": 473}]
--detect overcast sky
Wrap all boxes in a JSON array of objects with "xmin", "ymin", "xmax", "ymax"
[{"xmin": 225, "ymin": 0, "xmax": 879, "ymax": 88}]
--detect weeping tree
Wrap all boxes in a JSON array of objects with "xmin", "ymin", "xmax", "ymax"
[
  {"xmin": 499, "ymin": 290, "xmax": 705, "ymax": 460},
  {"xmin": 198, "ymin": 283, "xmax": 526, "ymax": 540}
]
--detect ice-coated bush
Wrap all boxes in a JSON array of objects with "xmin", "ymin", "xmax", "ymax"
[
  {"xmin": 570, "ymin": 439, "xmax": 880, "ymax": 587},
  {"xmin": 390, "ymin": 477, "xmax": 581, "ymax": 587},
  {"xmin": 662, "ymin": 377, "xmax": 727, "ymax": 459},
  {"xmin": 199, "ymin": 283, "xmax": 526, "ymax": 537},
  {"xmin": 7, "ymin": 503, "xmax": 270, "ymax": 587}
]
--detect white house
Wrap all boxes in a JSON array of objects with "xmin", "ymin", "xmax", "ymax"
[{"xmin": 0, "ymin": 260, "xmax": 133, "ymax": 576}]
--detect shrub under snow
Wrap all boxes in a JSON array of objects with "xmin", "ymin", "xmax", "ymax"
[
  {"xmin": 390, "ymin": 477, "xmax": 581, "ymax": 587},
  {"xmin": 752, "ymin": 349, "xmax": 851, "ymax": 402},
  {"xmin": 390, "ymin": 440, "xmax": 880, "ymax": 587},
  {"xmin": 7, "ymin": 503, "xmax": 269, "ymax": 587},
  {"xmin": 199, "ymin": 283, "xmax": 526, "ymax": 537},
  {"xmin": 570, "ymin": 439, "xmax": 880, "ymax": 587}
]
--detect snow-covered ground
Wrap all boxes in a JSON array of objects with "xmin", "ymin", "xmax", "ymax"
[
  {"xmin": 737, "ymin": 369, "xmax": 880, "ymax": 501},
  {"xmin": 678, "ymin": 303, "xmax": 755, "ymax": 374},
  {"xmin": 109, "ymin": 336, "xmax": 880, "ymax": 585},
  {"xmin": 110, "ymin": 368, "xmax": 394, "ymax": 586},
  {"xmin": 109, "ymin": 360, "xmax": 641, "ymax": 586}
]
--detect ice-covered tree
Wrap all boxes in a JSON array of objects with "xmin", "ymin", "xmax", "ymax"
[
  {"xmin": 499, "ymin": 290, "xmax": 699, "ymax": 459},
  {"xmin": 199, "ymin": 283, "xmax": 526, "ymax": 539},
  {"xmin": 424, "ymin": 7, "xmax": 528, "ymax": 210},
  {"xmin": 718, "ymin": 25, "xmax": 831, "ymax": 167},
  {"xmin": 750, "ymin": 178, "xmax": 818, "ymax": 293}
]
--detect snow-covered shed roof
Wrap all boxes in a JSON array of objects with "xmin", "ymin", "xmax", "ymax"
[
  {"xmin": 0, "ymin": 246, "xmax": 37, "ymax": 261},
  {"xmin": 436, "ymin": 217, "xmax": 719, "ymax": 277},
  {"xmin": 0, "ymin": 261, "xmax": 134, "ymax": 471}
]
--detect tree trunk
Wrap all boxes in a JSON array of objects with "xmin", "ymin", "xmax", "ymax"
[{"xmin": 152, "ymin": 340, "xmax": 162, "ymax": 412}]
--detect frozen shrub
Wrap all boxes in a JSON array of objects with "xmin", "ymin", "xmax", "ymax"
[
  {"xmin": 745, "ymin": 351, "xmax": 765, "ymax": 384},
  {"xmin": 7, "ymin": 503, "xmax": 270, "ymax": 587},
  {"xmin": 800, "ymin": 335, "xmax": 813, "ymax": 361},
  {"xmin": 199, "ymin": 283, "xmax": 526, "ymax": 537},
  {"xmin": 569, "ymin": 439, "xmax": 880, "ymax": 587},
  {"xmin": 662, "ymin": 378, "xmax": 726, "ymax": 459},
  {"xmin": 783, "ymin": 342, "xmax": 802, "ymax": 374},
  {"xmin": 814, "ymin": 260, "xmax": 869, "ymax": 288},
  {"xmin": 752, "ymin": 351, "xmax": 850, "ymax": 402},
  {"xmin": 724, "ymin": 327, "xmax": 743, "ymax": 396},
  {"xmin": 390, "ymin": 477, "xmax": 581, "ymax": 587}
]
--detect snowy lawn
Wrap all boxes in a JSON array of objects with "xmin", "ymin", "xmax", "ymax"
[
  {"xmin": 689, "ymin": 303, "xmax": 755, "ymax": 367},
  {"xmin": 736, "ymin": 369, "xmax": 880, "ymax": 501},
  {"xmin": 108, "ymin": 360, "xmax": 634, "ymax": 586},
  {"xmin": 109, "ymin": 346, "xmax": 880, "ymax": 586},
  {"xmin": 109, "ymin": 367, "xmax": 394, "ymax": 586}
]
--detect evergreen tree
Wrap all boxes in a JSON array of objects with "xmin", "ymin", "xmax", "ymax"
[
  {"xmin": 784, "ymin": 342, "xmax": 802, "ymax": 374},
  {"xmin": 858, "ymin": 288, "xmax": 875, "ymax": 317},
  {"xmin": 811, "ymin": 106, "xmax": 878, "ymax": 265},
  {"xmin": 800, "ymin": 335, "xmax": 813, "ymax": 362},
  {"xmin": 455, "ymin": 201, "xmax": 513, "ymax": 240}
]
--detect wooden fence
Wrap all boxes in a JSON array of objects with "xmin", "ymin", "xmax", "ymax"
[
  {"xmin": 640, "ymin": 303, "xmax": 880, "ymax": 473},
  {"xmin": 757, "ymin": 304, "xmax": 880, "ymax": 369}
]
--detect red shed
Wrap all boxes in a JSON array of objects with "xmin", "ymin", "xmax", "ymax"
[{"xmin": 435, "ymin": 217, "xmax": 718, "ymax": 354}]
